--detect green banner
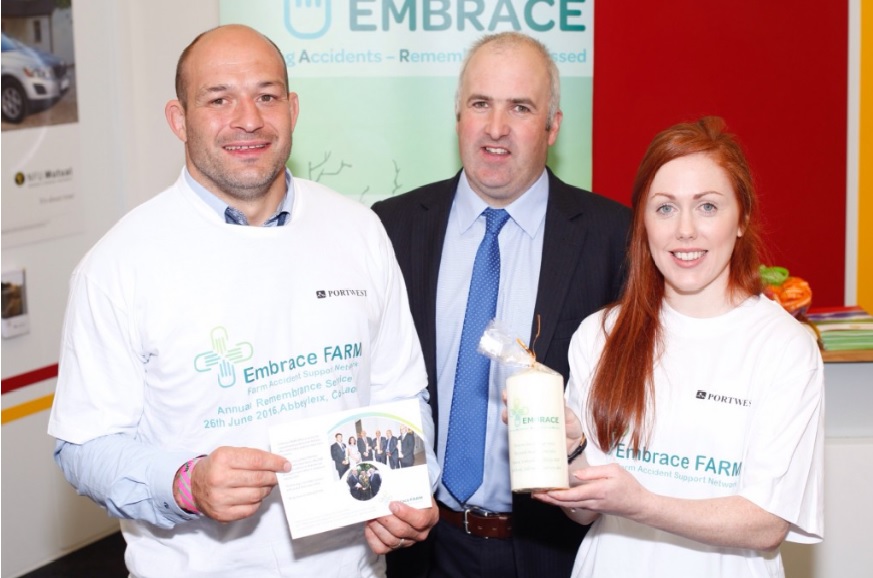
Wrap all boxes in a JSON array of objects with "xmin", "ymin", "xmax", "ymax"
[{"xmin": 220, "ymin": 0, "xmax": 593, "ymax": 204}]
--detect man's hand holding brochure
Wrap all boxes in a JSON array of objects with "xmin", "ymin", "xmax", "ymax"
[{"xmin": 269, "ymin": 399, "xmax": 433, "ymax": 539}]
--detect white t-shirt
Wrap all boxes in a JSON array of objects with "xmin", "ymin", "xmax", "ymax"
[
  {"xmin": 49, "ymin": 172, "xmax": 430, "ymax": 577},
  {"xmin": 566, "ymin": 296, "xmax": 824, "ymax": 578}
]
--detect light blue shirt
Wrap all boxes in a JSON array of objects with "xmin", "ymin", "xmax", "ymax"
[
  {"xmin": 184, "ymin": 167, "xmax": 294, "ymax": 225},
  {"xmin": 435, "ymin": 169, "xmax": 548, "ymax": 512}
]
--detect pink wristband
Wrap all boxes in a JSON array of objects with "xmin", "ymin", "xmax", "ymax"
[{"xmin": 176, "ymin": 456, "xmax": 204, "ymax": 515}]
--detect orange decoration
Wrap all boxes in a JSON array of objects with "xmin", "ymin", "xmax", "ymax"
[{"xmin": 764, "ymin": 276, "xmax": 813, "ymax": 317}]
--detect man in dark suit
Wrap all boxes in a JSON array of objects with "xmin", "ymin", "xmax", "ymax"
[
  {"xmin": 330, "ymin": 433, "xmax": 349, "ymax": 479},
  {"xmin": 370, "ymin": 469, "xmax": 383, "ymax": 496},
  {"xmin": 372, "ymin": 31, "xmax": 630, "ymax": 578},
  {"xmin": 386, "ymin": 429, "xmax": 400, "ymax": 469},
  {"xmin": 347, "ymin": 468, "xmax": 363, "ymax": 500},
  {"xmin": 399, "ymin": 425, "xmax": 416, "ymax": 468}
]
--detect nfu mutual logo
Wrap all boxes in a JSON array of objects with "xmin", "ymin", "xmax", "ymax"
[{"xmin": 283, "ymin": 0, "xmax": 588, "ymax": 40}]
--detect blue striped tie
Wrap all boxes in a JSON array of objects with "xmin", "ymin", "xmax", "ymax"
[{"xmin": 442, "ymin": 207, "xmax": 510, "ymax": 504}]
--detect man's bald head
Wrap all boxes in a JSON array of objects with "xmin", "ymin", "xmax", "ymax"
[{"xmin": 174, "ymin": 24, "xmax": 288, "ymax": 109}]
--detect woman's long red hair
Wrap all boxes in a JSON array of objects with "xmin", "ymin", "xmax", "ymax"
[{"xmin": 589, "ymin": 116, "xmax": 764, "ymax": 452}]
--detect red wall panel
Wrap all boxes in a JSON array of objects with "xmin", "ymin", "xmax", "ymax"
[{"xmin": 592, "ymin": 1, "xmax": 848, "ymax": 306}]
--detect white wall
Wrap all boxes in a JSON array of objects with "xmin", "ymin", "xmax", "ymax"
[
  {"xmin": 781, "ymin": 362, "xmax": 873, "ymax": 578},
  {"xmin": 1, "ymin": 1, "xmax": 218, "ymax": 577}
]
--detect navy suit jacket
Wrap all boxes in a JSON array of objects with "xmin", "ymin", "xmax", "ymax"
[
  {"xmin": 400, "ymin": 432, "xmax": 416, "ymax": 466},
  {"xmin": 386, "ymin": 436, "xmax": 399, "ymax": 457},
  {"xmin": 372, "ymin": 169, "xmax": 631, "ymax": 577},
  {"xmin": 330, "ymin": 442, "xmax": 346, "ymax": 472}
]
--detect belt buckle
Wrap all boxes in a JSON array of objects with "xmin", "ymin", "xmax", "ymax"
[{"xmin": 462, "ymin": 506, "xmax": 497, "ymax": 537}]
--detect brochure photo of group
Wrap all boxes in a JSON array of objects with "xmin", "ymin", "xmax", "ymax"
[
  {"xmin": 346, "ymin": 463, "xmax": 381, "ymax": 502},
  {"xmin": 329, "ymin": 423, "xmax": 423, "ymax": 500}
]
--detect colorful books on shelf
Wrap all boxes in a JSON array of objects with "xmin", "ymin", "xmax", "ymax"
[{"xmin": 805, "ymin": 306, "xmax": 873, "ymax": 351}]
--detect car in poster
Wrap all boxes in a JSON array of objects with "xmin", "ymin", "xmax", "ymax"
[{"xmin": 1, "ymin": 32, "xmax": 70, "ymax": 124}]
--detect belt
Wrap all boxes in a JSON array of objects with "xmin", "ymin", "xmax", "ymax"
[{"xmin": 437, "ymin": 501, "xmax": 512, "ymax": 539}]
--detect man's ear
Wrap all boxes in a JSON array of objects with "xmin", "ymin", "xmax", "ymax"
[
  {"xmin": 547, "ymin": 108, "xmax": 563, "ymax": 146},
  {"xmin": 165, "ymin": 99, "xmax": 187, "ymax": 142},
  {"xmin": 287, "ymin": 92, "xmax": 300, "ymax": 134}
]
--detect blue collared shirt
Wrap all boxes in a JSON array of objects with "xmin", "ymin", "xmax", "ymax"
[
  {"xmin": 435, "ymin": 169, "xmax": 548, "ymax": 512},
  {"xmin": 184, "ymin": 167, "xmax": 294, "ymax": 226}
]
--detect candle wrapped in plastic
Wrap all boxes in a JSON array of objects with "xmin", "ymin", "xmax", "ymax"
[{"xmin": 479, "ymin": 321, "xmax": 570, "ymax": 492}]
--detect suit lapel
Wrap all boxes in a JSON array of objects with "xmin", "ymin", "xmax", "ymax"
[
  {"xmin": 414, "ymin": 177, "xmax": 458, "ymax": 426},
  {"xmin": 419, "ymin": 193, "xmax": 452, "ymax": 358},
  {"xmin": 530, "ymin": 172, "xmax": 588, "ymax": 365}
]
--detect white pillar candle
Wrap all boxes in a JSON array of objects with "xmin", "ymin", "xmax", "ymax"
[{"xmin": 505, "ymin": 363, "xmax": 569, "ymax": 491}]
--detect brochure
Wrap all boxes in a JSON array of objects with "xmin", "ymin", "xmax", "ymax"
[{"xmin": 269, "ymin": 399, "xmax": 432, "ymax": 538}]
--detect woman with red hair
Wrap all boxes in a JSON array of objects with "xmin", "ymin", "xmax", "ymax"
[{"xmin": 535, "ymin": 117, "xmax": 824, "ymax": 577}]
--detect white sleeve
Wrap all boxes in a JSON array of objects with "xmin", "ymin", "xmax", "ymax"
[
  {"xmin": 738, "ymin": 329, "xmax": 825, "ymax": 543},
  {"xmin": 48, "ymin": 263, "xmax": 200, "ymax": 526},
  {"xmin": 48, "ymin": 266, "xmax": 145, "ymax": 443},
  {"xmin": 365, "ymin": 222, "xmax": 440, "ymax": 490}
]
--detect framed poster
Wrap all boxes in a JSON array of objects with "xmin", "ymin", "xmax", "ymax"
[{"xmin": 2, "ymin": 0, "xmax": 82, "ymax": 247}]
